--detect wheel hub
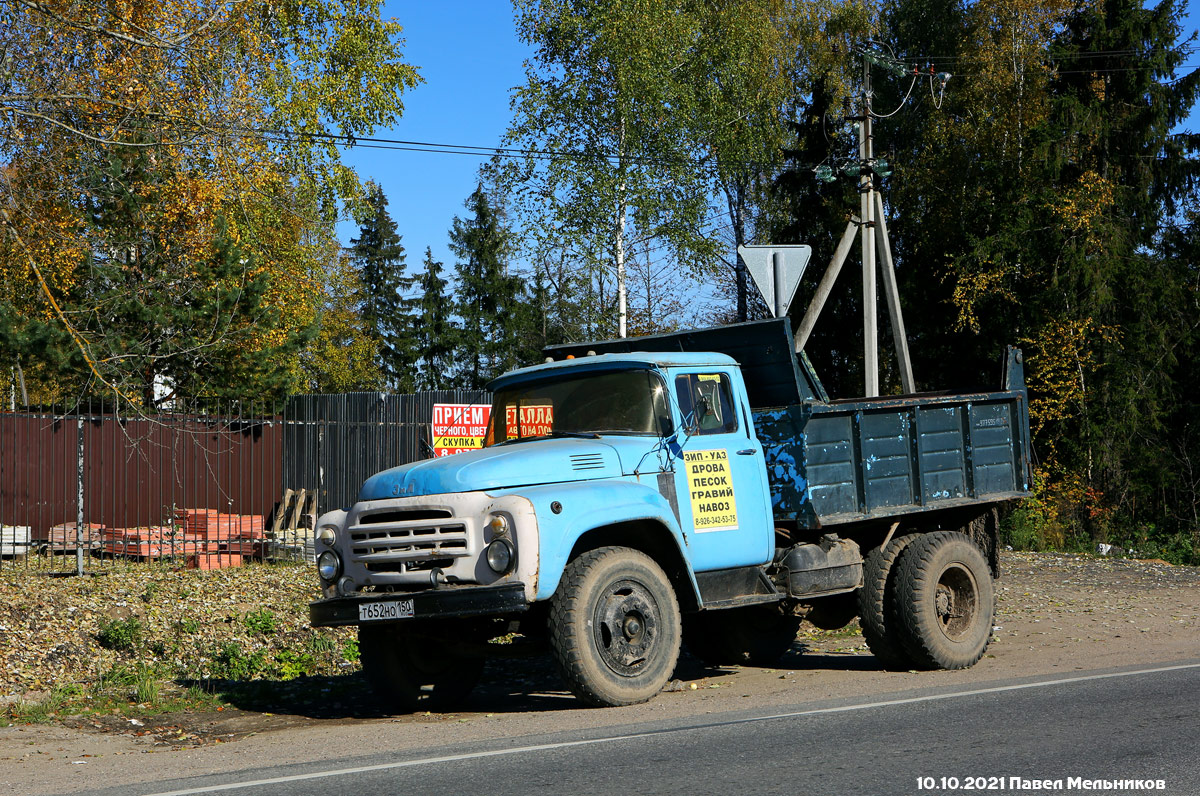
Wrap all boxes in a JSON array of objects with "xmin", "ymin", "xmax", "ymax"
[
  {"xmin": 936, "ymin": 586, "xmax": 953, "ymax": 617},
  {"xmin": 935, "ymin": 564, "xmax": 978, "ymax": 640},
  {"xmin": 593, "ymin": 579, "xmax": 659, "ymax": 675},
  {"xmin": 623, "ymin": 615, "xmax": 643, "ymax": 641}
]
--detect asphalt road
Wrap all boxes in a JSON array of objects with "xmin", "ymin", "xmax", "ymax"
[{"xmin": 85, "ymin": 661, "xmax": 1199, "ymax": 796}]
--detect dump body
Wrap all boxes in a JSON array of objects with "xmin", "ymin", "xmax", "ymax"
[{"xmin": 755, "ymin": 387, "xmax": 1031, "ymax": 527}]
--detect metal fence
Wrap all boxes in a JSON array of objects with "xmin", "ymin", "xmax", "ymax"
[
  {"xmin": 283, "ymin": 390, "xmax": 489, "ymax": 516},
  {"xmin": 0, "ymin": 390, "xmax": 489, "ymax": 572}
]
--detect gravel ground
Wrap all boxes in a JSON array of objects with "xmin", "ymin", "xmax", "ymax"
[{"xmin": 0, "ymin": 550, "xmax": 1197, "ymax": 776}]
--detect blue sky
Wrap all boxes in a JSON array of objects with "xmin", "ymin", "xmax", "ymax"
[
  {"xmin": 338, "ymin": 2, "xmax": 1200, "ymax": 289},
  {"xmin": 334, "ymin": 3, "xmax": 531, "ymax": 272}
]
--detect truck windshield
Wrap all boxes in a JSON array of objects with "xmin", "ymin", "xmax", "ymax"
[{"xmin": 485, "ymin": 369, "xmax": 671, "ymax": 445}]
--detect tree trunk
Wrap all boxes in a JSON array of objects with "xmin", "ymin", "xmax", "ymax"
[{"xmin": 616, "ymin": 113, "xmax": 629, "ymax": 338}]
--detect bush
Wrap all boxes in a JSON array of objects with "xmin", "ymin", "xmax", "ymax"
[
  {"xmin": 273, "ymin": 649, "xmax": 316, "ymax": 680},
  {"xmin": 97, "ymin": 617, "xmax": 143, "ymax": 652},
  {"xmin": 1001, "ymin": 506, "xmax": 1044, "ymax": 552}
]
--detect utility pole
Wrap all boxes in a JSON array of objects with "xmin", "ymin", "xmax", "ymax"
[
  {"xmin": 796, "ymin": 46, "xmax": 921, "ymax": 398},
  {"xmin": 859, "ymin": 55, "xmax": 879, "ymax": 397}
]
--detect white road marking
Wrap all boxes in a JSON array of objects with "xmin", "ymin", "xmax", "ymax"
[{"xmin": 144, "ymin": 661, "xmax": 1200, "ymax": 796}]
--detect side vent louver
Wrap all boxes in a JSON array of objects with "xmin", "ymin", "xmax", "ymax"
[{"xmin": 570, "ymin": 453, "xmax": 606, "ymax": 471}]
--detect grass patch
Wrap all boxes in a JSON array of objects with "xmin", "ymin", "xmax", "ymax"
[
  {"xmin": 5, "ymin": 684, "xmax": 85, "ymax": 724},
  {"xmin": 243, "ymin": 609, "xmax": 278, "ymax": 636}
]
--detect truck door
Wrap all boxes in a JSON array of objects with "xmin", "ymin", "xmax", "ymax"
[{"xmin": 671, "ymin": 370, "xmax": 774, "ymax": 571}]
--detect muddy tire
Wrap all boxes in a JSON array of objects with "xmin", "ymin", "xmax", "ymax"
[
  {"xmin": 858, "ymin": 533, "xmax": 920, "ymax": 669},
  {"xmin": 684, "ymin": 605, "xmax": 802, "ymax": 666},
  {"xmin": 892, "ymin": 531, "xmax": 995, "ymax": 670},
  {"xmin": 358, "ymin": 624, "xmax": 484, "ymax": 712},
  {"xmin": 549, "ymin": 546, "xmax": 681, "ymax": 707}
]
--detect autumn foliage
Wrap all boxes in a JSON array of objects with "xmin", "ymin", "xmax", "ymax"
[{"xmin": 0, "ymin": 0, "xmax": 419, "ymax": 406}]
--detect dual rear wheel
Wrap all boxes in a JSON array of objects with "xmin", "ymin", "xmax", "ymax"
[{"xmin": 859, "ymin": 531, "xmax": 995, "ymax": 670}]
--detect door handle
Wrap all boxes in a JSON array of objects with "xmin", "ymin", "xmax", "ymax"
[{"xmin": 736, "ymin": 449, "xmax": 756, "ymax": 455}]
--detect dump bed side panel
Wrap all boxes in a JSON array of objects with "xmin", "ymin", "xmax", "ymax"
[{"xmin": 755, "ymin": 391, "xmax": 1031, "ymax": 528}]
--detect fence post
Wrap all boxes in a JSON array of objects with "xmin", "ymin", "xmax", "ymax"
[{"xmin": 75, "ymin": 414, "xmax": 84, "ymax": 576}]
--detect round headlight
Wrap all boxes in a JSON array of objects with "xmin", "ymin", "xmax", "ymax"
[
  {"xmin": 485, "ymin": 538, "xmax": 514, "ymax": 574},
  {"xmin": 317, "ymin": 526, "xmax": 337, "ymax": 546},
  {"xmin": 487, "ymin": 513, "xmax": 510, "ymax": 537},
  {"xmin": 317, "ymin": 551, "xmax": 341, "ymax": 581}
]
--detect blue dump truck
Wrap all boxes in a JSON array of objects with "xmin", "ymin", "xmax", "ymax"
[{"xmin": 310, "ymin": 319, "xmax": 1032, "ymax": 709}]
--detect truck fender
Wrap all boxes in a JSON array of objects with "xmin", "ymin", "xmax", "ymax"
[{"xmin": 515, "ymin": 480, "xmax": 701, "ymax": 607}]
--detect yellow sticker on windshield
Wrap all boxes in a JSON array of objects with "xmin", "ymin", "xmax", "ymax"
[
  {"xmin": 698, "ymin": 374, "xmax": 721, "ymax": 382},
  {"xmin": 683, "ymin": 449, "xmax": 738, "ymax": 532}
]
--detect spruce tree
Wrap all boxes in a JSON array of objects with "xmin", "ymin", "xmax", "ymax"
[
  {"xmin": 448, "ymin": 185, "xmax": 520, "ymax": 388},
  {"xmin": 410, "ymin": 247, "xmax": 457, "ymax": 390},
  {"xmin": 73, "ymin": 141, "xmax": 310, "ymax": 406},
  {"xmin": 348, "ymin": 181, "xmax": 415, "ymax": 392},
  {"xmin": 1028, "ymin": 0, "xmax": 1200, "ymax": 540}
]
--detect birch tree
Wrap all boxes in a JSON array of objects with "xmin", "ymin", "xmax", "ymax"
[{"xmin": 498, "ymin": 0, "xmax": 715, "ymax": 338}]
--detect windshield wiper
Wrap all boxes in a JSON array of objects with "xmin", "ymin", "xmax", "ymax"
[
  {"xmin": 494, "ymin": 430, "xmax": 601, "ymax": 445},
  {"xmin": 543, "ymin": 430, "xmax": 600, "ymax": 439}
]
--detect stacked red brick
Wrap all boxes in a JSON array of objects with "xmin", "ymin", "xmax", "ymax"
[
  {"xmin": 174, "ymin": 509, "xmax": 266, "ymax": 569},
  {"xmin": 46, "ymin": 522, "xmax": 106, "ymax": 551},
  {"xmin": 100, "ymin": 525, "xmax": 203, "ymax": 558},
  {"xmin": 97, "ymin": 509, "xmax": 266, "ymax": 569}
]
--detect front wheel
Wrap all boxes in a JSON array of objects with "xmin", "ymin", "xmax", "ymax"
[
  {"xmin": 358, "ymin": 623, "xmax": 484, "ymax": 712},
  {"xmin": 549, "ymin": 546, "xmax": 681, "ymax": 707},
  {"xmin": 892, "ymin": 532, "xmax": 995, "ymax": 669}
]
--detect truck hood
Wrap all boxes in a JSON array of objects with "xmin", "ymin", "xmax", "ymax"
[{"xmin": 358, "ymin": 437, "xmax": 627, "ymax": 500}]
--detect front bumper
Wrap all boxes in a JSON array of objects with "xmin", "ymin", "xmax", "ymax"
[{"xmin": 309, "ymin": 582, "xmax": 529, "ymax": 627}]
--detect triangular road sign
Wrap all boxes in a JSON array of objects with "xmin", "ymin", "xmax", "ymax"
[{"xmin": 738, "ymin": 245, "xmax": 812, "ymax": 317}]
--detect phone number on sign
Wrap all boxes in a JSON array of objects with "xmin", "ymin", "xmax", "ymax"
[{"xmin": 916, "ymin": 777, "xmax": 1166, "ymax": 791}]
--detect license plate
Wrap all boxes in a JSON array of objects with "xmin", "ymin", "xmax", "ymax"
[{"xmin": 358, "ymin": 599, "xmax": 415, "ymax": 622}]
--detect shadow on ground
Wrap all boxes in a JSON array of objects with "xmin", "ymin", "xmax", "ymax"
[
  {"xmin": 183, "ymin": 641, "xmax": 884, "ymax": 723},
  {"xmin": 61, "ymin": 642, "xmax": 887, "ymax": 747}
]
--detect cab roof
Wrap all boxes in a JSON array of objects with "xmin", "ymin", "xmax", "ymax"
[{"xmin": 487, "ymin": 351, "xmax": 739, "ymax": 392}]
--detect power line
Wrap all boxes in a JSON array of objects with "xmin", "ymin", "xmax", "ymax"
[{"xmin": 898, "ymin": 45, "xmax": 1198, "ymax": 63}]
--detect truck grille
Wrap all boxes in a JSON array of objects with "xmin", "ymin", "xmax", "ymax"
[{"xmin": 347, "ymin": 508, "xmax": 470, "ymax": 574}]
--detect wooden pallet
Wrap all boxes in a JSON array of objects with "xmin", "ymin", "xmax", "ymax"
[{"xmin": 266, "ymin": 488, "xmax": 317, "ymax": 563}]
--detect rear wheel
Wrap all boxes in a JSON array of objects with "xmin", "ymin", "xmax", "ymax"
[
  {"xmin": 684, "ymin": 605, "xmax": 802, "ymax": 666},
  {"xmin": 858, "ymin": 534, "xmax": 920, "ymax": 669},
  {"xmin": 358, "ymin": 623, "xmax": 484, "ymax": 712},
  {"xmin": 892, "ymin": 531, "xmax": 995, "ymax": 669}
]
